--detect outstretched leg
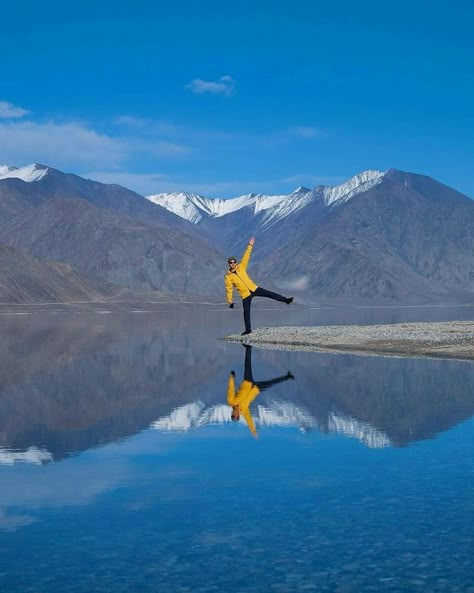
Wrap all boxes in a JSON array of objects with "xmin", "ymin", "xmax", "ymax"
[{"xmin": 253, "ymin": 286, "xmax": 292, "ymax": 304}]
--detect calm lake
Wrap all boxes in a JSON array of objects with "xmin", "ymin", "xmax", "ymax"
[{"xmin": 1, "ymin": 305, "xmax": 473, "ymax": 593}]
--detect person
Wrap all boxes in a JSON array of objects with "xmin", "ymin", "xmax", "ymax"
[
  {"xmin": 227, "ymin": 345, "xmax": 294, "ymax": 438},
  {"xmin": 225, "ymin": 237, "xmax": 293, "ymax": 335}
]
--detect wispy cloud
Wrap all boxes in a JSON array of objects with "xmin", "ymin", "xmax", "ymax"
[
  {"xmin": 265, "ymin": 125, "xmax": 323, "ymax": 146},
  {"xmin": 85, "ymin": 170, "xmax": 317, "ymax": 198},
  {"xmin": 186, "ymin": 75, "xmax": 236, "ymax": 96},
  {"xmin": 287, "ymin": 126, "xmax": 321, "ymax": 139},
  {"xmin": 114, "ymin": 114, "xmax": 148, "ymax": 128},
  {"xmin": 86, "ymin": 171, "xmax": 170, "ymax": 195},
  {"xmin": 88, "ymin": 170, "xmax": 248, "ymax": 196},
  {"xmin": 0, "ymin": 100, "xmax": 31, "ymax": 119},
  {"xmin": 0, "ymin": 115, "xmax": 192, "ymax": 172},
  {"xmin": 0, "ymin": 121, "xmax": 126, "ymax": 168},
  {"xmin": 149, "ymin": 141, "xmax": 191, "ymax": 156}
]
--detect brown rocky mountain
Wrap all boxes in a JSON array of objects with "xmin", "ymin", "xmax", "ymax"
[
  {"xmin": 0, "ymin": 167, "xmax": 226, "ymax": 294},
  {"xmin": 0, "ymin": 244, "xmax": 118, "ymax": 304},
  {"xmin": 254, "ymin": 170, "xmax": 474, "ymax": 302},
  {"xmin": 0, "ymin": 164, "xmax": 206, "ymax": 236}
]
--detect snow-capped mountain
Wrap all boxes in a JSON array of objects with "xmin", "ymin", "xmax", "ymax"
[
  {"xmin": 0, "ymin": 163, "xmax": 49, "ymax": 182},
  {"xmin": 150, "ymin": 400, "xmax": 391, "ymax": 448},
  {"xmin": 146, "ymin": 170, "xmax": 386, "ymax": 227},
  {"xmin": 145, "ymin": 168, "xmax": 474, "ymax": 302},
  {"xmin": 147, "ymin": 190, "xmax": 290, "ymax": 223}
]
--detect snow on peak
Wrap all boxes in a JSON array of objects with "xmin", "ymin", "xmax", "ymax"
[
  {"xmin": 146, "ymin": 192, "xmax": 205, "ymax": 223},
  {"xmin": 146, "ymin": 191, "xmax": 289, "ymax": 223},
  {"xmin": 0, "ymin": 163, "xmax": 49, "ymax": 183},
  {"xmin": 145, "ymin": 169, "xmax": 387, "ymax": 225},
  {"xmin": 258, "ymin": 188, "xmax": 315, "ymax": 229},
  {"xmin": 322, "ymin": 169, "xmax": 386, "ymax": 206},
  {"xmin": 0, "ymin": 165, "xmax": 18, "ymax": 176}
]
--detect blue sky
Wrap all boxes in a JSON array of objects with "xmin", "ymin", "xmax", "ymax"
[{"xmin": 0, "ymin": 0, "xmax": 473, "ymax": 197}]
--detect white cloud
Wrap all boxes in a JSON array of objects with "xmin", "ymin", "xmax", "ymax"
[
  {"xmin": 86, "ymin": 170, "xmax": 304, "ymax": 198},
  {"xmin": 265, "ymin": 125, "xmax": 323, "ymax": 147},
  {"xmin": 0, "ymin": 121, "xmax": 126, "ymax": 169},
  {"xmin": 86, "ymin": 171, "xmax": 170, "ymax": 194},
  {"xmin": 150, "ymin": 141, "xmax": 191, "ymax": 156},
  {"xmin": 115, "ymin": 117, "xmax": 184, "ymax": 138},
  {"xmin": 288, "ymin": 126, "xmax": 321, "ymax": 139},
  {"xmin": 186, "ymin": 75, "xmax": 235, "ymax": 96},
  {"xmin": 114, "ymin": 114, "xmax": 147, "ymax": 127},
  {"xmin": 0, "ymin": 100, "xmax": 31, "ymax": 119}
]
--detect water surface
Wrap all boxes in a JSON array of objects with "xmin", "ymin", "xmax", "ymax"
[{"xmin": 1, "ymin": 305, "xmax": 473, "ymax": 592}]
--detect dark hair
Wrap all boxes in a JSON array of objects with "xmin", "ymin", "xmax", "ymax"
[{"xmin": 227, "ymin": 256, "xmax": 237, "ymax": 264}]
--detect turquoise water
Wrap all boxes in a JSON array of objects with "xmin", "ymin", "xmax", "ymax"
[{"xmin": 0, "ymin": 307, "xmax": 473, "ymax": 592}]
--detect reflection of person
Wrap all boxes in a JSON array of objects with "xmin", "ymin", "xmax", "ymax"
[
  {"xmin": 225, "ymin": 237, "xmax": 293, "ymax": 335},
  {"xmin": 227, "ymin": 345, "xmax": 294, "ymax": 438}
]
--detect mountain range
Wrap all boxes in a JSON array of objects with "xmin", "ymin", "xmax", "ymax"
[
  {"xmin": 0, "ymin": 163, "xmax": 473, "ymax": 303},
  {"xmin": 148, "ymin": 169, "xmax": 474, "ymax": 302}
]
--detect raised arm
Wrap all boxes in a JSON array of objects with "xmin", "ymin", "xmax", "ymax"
[{"xmin": 240, "ymin": 237, "xmax": 255, "ymax": 271}]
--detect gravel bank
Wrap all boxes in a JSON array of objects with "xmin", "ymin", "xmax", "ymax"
[{"xmin": 224, "ymin": 321, "xmax": 474, "ymax": 361}]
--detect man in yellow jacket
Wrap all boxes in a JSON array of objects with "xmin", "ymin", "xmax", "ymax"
[
  {"xmin": 227, "ymin": 345, "xmax": 294, "ymax": 438},
  {"xmin": 225, "ymin": 237, "xmax": 293, "ymax": 335}
]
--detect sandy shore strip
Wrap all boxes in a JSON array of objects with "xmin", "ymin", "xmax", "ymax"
[{"xmin": 224, "ymin": 321, "xmax": 474, "ymax": 361}]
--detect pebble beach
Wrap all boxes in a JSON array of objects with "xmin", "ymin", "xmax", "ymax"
[{"xmin": 225, "ymin": 321, "xmax": 474, "ymax": 361}]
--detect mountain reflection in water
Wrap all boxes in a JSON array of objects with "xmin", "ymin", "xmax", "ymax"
[
  {"xmin": 1, "ymin": 309, "xmax": 473, "ymax": 593},
  {"xmin": 0, "ymin": 309, "xmax": 473, "ymax": 462}
]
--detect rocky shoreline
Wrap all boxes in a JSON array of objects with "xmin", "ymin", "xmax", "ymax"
[{"xmin": 224, "ymin": 321, "xmax": 474, "ymax": 361}]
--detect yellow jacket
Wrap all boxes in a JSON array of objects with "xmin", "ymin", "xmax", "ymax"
[
  {"xmin": 227, "ymin": 374, "xmax": 260, "ymax": 438},
  {"xmin": 224, "ymin": 243, "xmax": 258, "ymax": 303}
]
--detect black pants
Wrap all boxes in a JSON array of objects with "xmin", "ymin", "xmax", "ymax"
[{"xmin": 242, "ymin": 286, "xmax": 287, "ymax": 332}]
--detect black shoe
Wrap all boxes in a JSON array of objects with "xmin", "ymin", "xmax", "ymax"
[
  {"xmin": 241, "ymin": 330, "xmax": 252, "ymax": 336},
  {"xmin": 285, "ymin": 297, "xmax": 294, "ymax": 305}
]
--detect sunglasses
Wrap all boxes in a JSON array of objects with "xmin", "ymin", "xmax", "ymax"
[{"xmin": 229, "ymin": 260, "xmax": 237, "ymax": 264}]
